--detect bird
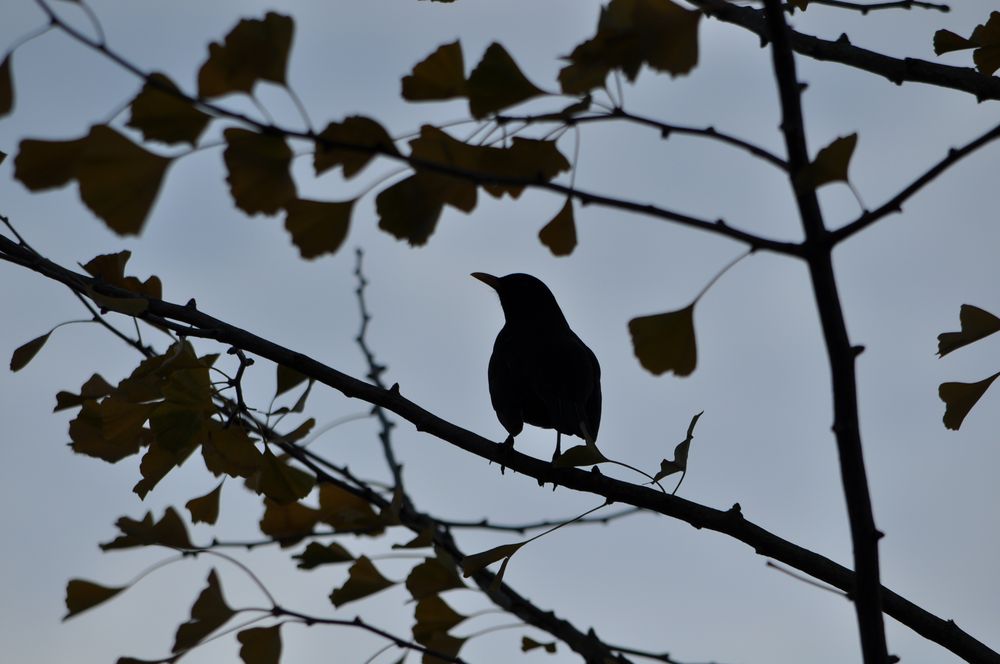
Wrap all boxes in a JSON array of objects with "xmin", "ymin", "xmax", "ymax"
[{"xmin": 472, "ymin": 272, "xmax": 601, "ymax": 464}]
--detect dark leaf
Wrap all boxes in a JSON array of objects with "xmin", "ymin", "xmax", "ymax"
[
  {"xmin": 406, "ymin": 556, "xmax": 465, "ymax": 600},
  {"xmin": 55, "ymin": 373, "xmax": 114, "ymax": 411},
  {"xmin": 173, "ymin": 569, "xmax": 235, "ymax": 652},
  {"xmin": 198, "ymin": 12, "xmax": 294, "ymax": 97},
  {"xmin": 413, "ymin": 596, "xmax": 466, "ymax": 643},
  {"xmin": 256, "ymin": 447, "xmax": 315, "ymax": 504},
  {"xmin": 275, "ymin": 364, "xmax": 308, "ymax": 397},
  {"xmin": 259, "ymin": 498, "xmax": 319, "ymax": 544},
  {"xmin": 629, "ymin": 303, "xmax": 697, "ymax": 376},
  {"xmin": 797, "ymin": 133, "xmax": 858, "ymax": 189},
  {"xmin": 459, "ymin": 542, "xmax": 523, "ymax": 578},
  {"xmin": 940, "ymin": 372, "xmax": 1000, "ymax": 430},
  {"xmin": 538, "ymin": 199, "xmax": 577, "ymax": 256},
  {"xmin": 314, "ymin": 115, "xmax": 398, "ymax": 178},
  {"xmin": 466, "ymin": 42, "xmax": 544, "ymax": 118},
  {"xmin": 402, "ymin": 41, "xmax": 466, "ymax": 101},
  {"xmin": 938, "ymin": 304, "xmax": 1000, "ymax": 357},
  {"xmin": 284, "ymin": 198, "xmax": 353, "ymax": 258},
  {"xmin": 10, "ymin": 331, "xmax": 52, "ymax": 372},
  {"xmin": 83, "ymin": 250, "xmax": 162, "ymax": 299},
  {"xmin": 294, "ymin": 541, "xmax": 354, "ymax": 569},
  {"xmin": 522, "ymin": 637, "xmax": 557, "ymax": 654},
  {"xmin": 186, "ymin": 481, "xmax": 223, "ymax": 525},
  {"xmin": 100, "ymin": 507, "xmax": 193, "ymax": 551},
  {"xmin": 318, "ymin": 483, "xmax": 384, "ymax": 534},
  {"xmin": 202, "ymin": 422, "xmax": 261, "ymax": 478},
  {"xmin": 127, "ymin": 73, "xmax": 211, "ymax": 145},
  {"xmin": 223, "ymin": 128, "xmax": 296, "ymax": 215},
  {"xmin": 64, "ymin": 579, "xmax": 125, "ymax": 620},
  {"xmin": 376, "ymin": 174, "xmax": 445, "ymax": 246},
  {"xmin": 329, "ymin": 556, "xmax": 395, "ymax": 607},
  {"xmin": 237, "ymin": 625, "xmax": 282, "ymax": 664}
]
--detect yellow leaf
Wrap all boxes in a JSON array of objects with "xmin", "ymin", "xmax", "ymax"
[
  {"xmin": 64, "ymin": 579, "xmax": 125, "ymax": 620},
  {"xmin": 284, "ymin": 198, "xmax": 353, "ymax": 258},
  {"xmin": 413, "ymin": 596, "xmax": 466, "ymax": 642},
  {"xmin": 55, "ymin": 373, "xmax": 114, "ymax": 412},
  {"xmin": 202, "ymin": 422, "xmax": 261, "ymax": 478},
  {"xmin": 628, "ymin": 304, "xmax": 697, "ymax": 376},
  {"xmin": 127, "ymin": 73, "xmax": 211, "ymax": 146},
  {"xmin": 133, "ymin": 436, "xmax": 196, "ymax": 499},
  {"xmin": 223, "ymin": 127, "xmax": 296, "ymax": 215},
  {"xmin": 186, "ymin": 481, "xmax": 223, "ymax": 525},
  {"xmin": 406, "ymin": 556, "xmax": 466, "ymax": 600},
  {"xmin": 197, "ymin": 12, "xmax": 294, "ymax": 97},
  {"xmin": 329, "ymin": 556, "xmax": 396, "ymax": 607},
  {"xmin": 0, "ymin": 52, "xmax": 13, "ymax": 117},
  {"xmin": 293, "ymin": 541, "xmax": 354, "ymax": 569},
  {"xmin": 256, "ymin": 447, "xmax": 315, "ymax": 504},
  {"xmin": 14, "ymin": 134, "xmax": 88, "ymax": 190},
  {"xmin": 10, "ymin": 331, "xmax": 51, "ymax": 372},
  {"xmin": 313, "ymin": 115, "xmax": 398, "ymax": 178},
  {"xmin": 275, "ymin": 364, "xmax": 308, "ymax": 397},
  {"xmin": 419, "ymin": 633, "xmax": 466, "ymax": 664},
  {"xmin": 83, "ymin": 250, "xmax": 162, "ymax": 299},
  {"xmin": 68, "ymin": 399, "xmax": 147, "ymax": 463},
  {"xmin": 559, "ymin": 0, "xmax": 700, "ymax": 93},
  {"xmin": 259, "ymin": 498, "xmax": 319, "ymax": 544},
  {"xmin": 376, "ymin": 174, "xmax": 446, "ymax": 246},
  {"xmin": 940, "ymin": 372, "xmax": 1000, "ymax": 431},
  {"xmin": 459, "ymin": 542, "xmax": 523, "ymax": 578},
  {"xmin": 938, "ymin": 304, "xmax": 1000, "ymax": 357},
  {"xmin": 467, "ymin": 42, "xmax": 545, "ymax": 118},
  {"xmin": 797, "ymin": 133, "xmax": 858, "ymax": 189},
  {"xmin": 100, "ymin": 507, "xmax": 194, "ymax": 551},
  {"xmin": 237, "ymin": 625, "xmax": 282, "ymax": 664},
  {"xmin": 538, "ymin": 199, "xmax": 577, "ymax": 256},
  {"xmin": 318, "ymin": 483, "xmax": 384, "ymax": 534},
  {"xmin": 402, "ymin": 41, "xmax": 466, "ymax": 101},
  {"xmin": 173, "ymin": 569, "xmax": 235, "ymax": 652}
]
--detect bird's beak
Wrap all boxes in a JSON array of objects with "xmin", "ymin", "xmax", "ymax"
[{"xmin": 471, "ymin": 272, "xmax": 499, "ymax": 289}]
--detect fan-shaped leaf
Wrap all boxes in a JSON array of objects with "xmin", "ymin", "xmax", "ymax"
[
  {"xmin": 284, "ymin": 198, "xmax": 353, "ymax": 259},
  {"xmin": 629, "ymin": 303, "xmax": 697, "ymax": 376},
  {"xmin": 402, "ymin": 41, "xmax": 466, "ymax": 101},
  {"xmin": 64, "ymin": 579, "xmax": 125, "ymax": 620},
  {"xmin": 294, "ymin": 541, "xmax": 354, "ymax": 569},
  {"xmin": 173, "ymin": 570, "xmax": 235, "ymax": 652},
  {"xmin": 198, "ymin": 12, "xmax": 294, "ymax": 97},
  {"xmin": 940, "ymin": 372, "xmax": 1000, "ymax": 431},
  {"xmin": 237, "ymin": 625, "xmax": 282, "ymax": 664},
  {"xmin": 938, "ymin": 304, "xmax": 1000, "ymax": 357},
  {"xmin": 186, "ymin": 481, "xmax": 223, "ymax": 525},
  {"xmin": 467, "ymin": 42, "xmax": 544, "ymax": 118},
  {"xmin": 10, "ymin": 331, "xmax": 52, "ymax": 372},
  {"xmin": 406, "ymin": 556, "xmax": 465, "ymax": 600},
  {"xmin": 797, "ymin": 133, "xmax": 858, "ymax": 189},
  {"xmin": 314, "ymin": 115, "xmax": 398, "ymax": 178},
  {"xmin": 259, "ymin": 498, "xmax": 319, "ymax": 544},
  {"xmin": 256, "ymin": 448, "xmax": 315, "ymax": 504},
  {"xmin": 538, "ymin": 199, "xmax": 577, "ymax": 256},
  {"xmin": 413, "ymin": 596, "xmax": 466, "ymax": 642},
  {"xmin": 329, "ymin": 556, "xmax": 395, "ymax": 607},
  {"xmin": 223, "ymin": 128, "xmax": 296, "ymax": 215},
  {"xmin": 127, "ymin": 73, "xmax": 210, "ymax": 145},
  {"xmin": 460, "ymin": 542, "xmax": 523, "ymax": 578}
]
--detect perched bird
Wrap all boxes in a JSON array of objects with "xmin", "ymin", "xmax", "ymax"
[{"xmin": 472, "ymin": 272, "xmax": 601, "ymax": 462}]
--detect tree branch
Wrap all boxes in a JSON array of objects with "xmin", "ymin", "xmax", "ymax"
[
  {"xmin": 761, "ymin": 2, "xmax": 887, "ymax": 662},
  {"xmin": 1, "ymin": 232, "xmax": 996, "ymax": 664},
  {"xmin": 693, "ymin": 0, "xmax": 1000, "ymax": 101},
  {"xmin": 789, "ymin": 0, "xmax": 950, "ymax": 13}
]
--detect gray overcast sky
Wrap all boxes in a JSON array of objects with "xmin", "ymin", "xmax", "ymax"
[{"xmin": 1, "ymin": 1, "xmax": 998, "ymax": 663}]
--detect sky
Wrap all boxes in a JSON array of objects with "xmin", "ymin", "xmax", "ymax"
[{"xmin": 1, "ymin": 1, "xmax": 998, "ymax": 663}]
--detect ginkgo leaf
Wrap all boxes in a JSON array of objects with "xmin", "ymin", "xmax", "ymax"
[
  {"xmin": 933, "ymin": 12, "xmax": 1000, "ymax": 75},
  {"xmin": 318, "ymin": 483, "xmax": 383, "ymax": 534},
  {"xmin": 134, "ymin": 437, "xmax": 196, "ymax": 499},
  {"xmin": 186, "ymin": 481, "xmax": 223, "ymax": 525},
  {"xmin": 237, "ymin": 625, "xmax": 282, "ymax": 664},
  {"xmin": 259, "ymin": 498, "xmax": 320, "ymax": 544},
  {"xmin": 940, "ymin": 372, "xmax": 1000, "ymax": 431},
  {"xmin": 173, "ymin": 569, "xmax": 235, "ymax": 652},
  {"xmin": 629, "ymin": 303, "xmax": 697, "ymax": 376},
  {"xmin": 55, "ymin": 373, "xmax": 114, "ymax": 411},
  {"xmin": 522, "ymin": 637, "xmax": 557, "ymax": 654},
  {"xmin": 418, "ymin": 632, "xmax": 466, "ymax": 663},
  {"xmin": 293, "ymin": 541, "xmax": 354, "ymax": 569},
  {"xmin": 413, "ymin": 596, "xmax": 466, "ymax": 642},
  {"xmin": 934, "ymin": 29, "xmax": 976, "ymax": 55},
  {"xmin": 402, "ymin": 40, "xmax": 466, "ymax": 101},
  {"xmin": 797, "ymin": 133, "xmax": 858, "ymax": 189},
  {"xmin": 559, "ymin": 0, "xmax": 700, "ymax": 94},
  {"xmin": 329, "ymin": 556, "xmax": 395, "ymax": 607},
  {"xmin": 83, "ymin": 250, "xmax": 162, "ymax": 299},
  {"xmin": 10, "ymin": 331, "xmax": 52, "ymax": 372},
  {"xmin": 553, "ymin": 440, "xmax": 607, "ymax": 467},
  {"xmin": 460, "ymin": 542, "xmax": 523, "ymax": 578},
  {"xmin": 100, "ymin": 507, "xmax": 194, "ymax": 551},
  {"xmin": 467, "ymin": 42, "xmax": 545, "ymax": 118},
  {"xmin": 538, "ymin": 199, "xmax": 577, "ymax": 256},
  {"xmin": 937, "ymin": 304, "xmax": 1000, "ymax": 357},
  {"xmin": 64, "ymin": 579, "xmax": 126, "ymax": 620},
  {"xmin": 256, "ymin": 448, "xmax": 315, "ymax": 504},
  {"xmin": 78, "ymin": 126, "xmax": 171, "ymax": 235},
  {"xmin": 406, "ymin": 556, "xmax": 466, "ymax": 600},
  {"xmin": 68, "ymin": 397, "xmax": 151, "ymax": 463},
  {"xmin": 376, "ymin": 174, "xmax": 445, "ymax": 246},
  {"xmin": 224, "ymin": 128, "xmax": 297, "ymax": 215},
  {"xmin": 284, "ymin": 198, "xmax": 353, "ymax": 258},
  {"xmin": 14, "ymin": 135, "xmax": 89, "ymax": 190},
  {"xmin": 654, "ymin": 410, "xmax": 702, "ymax": 481},
  {"xmin": 314, "ymin": 115, "xmax": 398, "ymax": 178},
  {"xmin": 127, "ymin": 73, "xmax": 211, "ymax": 146},
  {"xmin": 198, "ymin": 12, "xmax": 294, "ymax": 97},
  {"xmin": 0, "ymin": 52, "xmax": 12, "ymax": 117},
  {"xmin": 202, "ymin": 422, "xmax": 261, "ymax": 478},
  {"xmin": 275, "ymin": 364, "xmax": 308, "ymax": 397}
]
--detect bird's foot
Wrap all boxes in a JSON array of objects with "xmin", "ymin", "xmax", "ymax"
[{"xmin": 498, "ymin": 435, "xmax": 514, "ymax": 475}]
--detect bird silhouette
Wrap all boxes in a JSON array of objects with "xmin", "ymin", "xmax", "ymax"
[{"xmin": 472, "ymin": 272, "xmax": 601, "ymax": 464}]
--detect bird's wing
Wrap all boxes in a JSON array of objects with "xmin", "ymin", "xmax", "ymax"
[
  {"xmin": 528, "ymin": 333, "xmax": 601, "ymax": 440},
  {"xmin": 487, "ymin": 329, "xmax": 525, "ymax": 438}
]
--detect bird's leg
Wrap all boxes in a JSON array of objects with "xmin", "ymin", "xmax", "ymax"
[
  {"xmin": 552, "ymin": 431, "xmax": 562, "ymax": 463},
  {"xmin": 499, "ymin": 434, "xmax": 515, "ymax": 475}
]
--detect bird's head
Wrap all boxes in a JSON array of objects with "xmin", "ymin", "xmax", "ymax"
[{"xmin": 471, "ymin": 272, "xmax": 569, "ymax": 328}]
